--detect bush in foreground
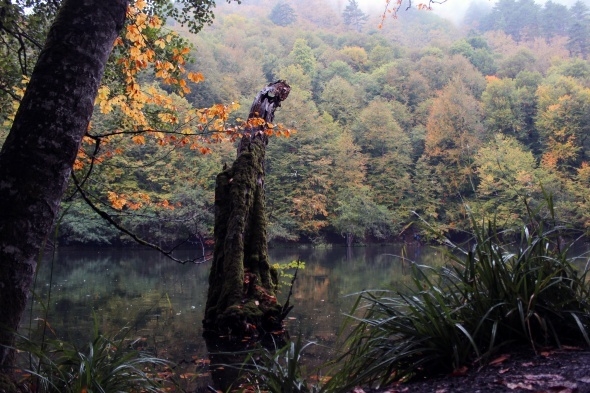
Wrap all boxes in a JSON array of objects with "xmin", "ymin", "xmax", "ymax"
[
  {"xmin": 325, "ymin": 208, "xmax": 590, "ymax": 390},
  {"xmin": 13, "ymin": 323, "xmax": 170, "ymax": 393}
]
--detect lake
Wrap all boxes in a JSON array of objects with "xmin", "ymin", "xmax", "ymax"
[
  {"xmin": 23, "ymin": 241, "xmax": 590, "ymax": 387},
  {"xmin": 23, "ymin": 244, "xmax": 443, "ymax": 378}
]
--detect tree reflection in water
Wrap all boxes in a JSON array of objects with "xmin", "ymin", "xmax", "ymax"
[{"xmin": 26, "ymin": 244, "xmax": 444, "ymax": 389}]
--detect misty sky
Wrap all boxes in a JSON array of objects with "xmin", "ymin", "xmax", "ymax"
[{"xmin": 335, "ymin": 0, "xmax": 586, "ymax": 25}]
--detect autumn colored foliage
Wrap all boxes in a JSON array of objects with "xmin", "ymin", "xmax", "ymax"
[{"xmin": 2, "ymin": 0, "xmax": 590, "ymax": 247}]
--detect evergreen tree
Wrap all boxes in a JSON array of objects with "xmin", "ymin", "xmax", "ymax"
[
  {"xmin": 515, "ymin": 0, "xmax": 541, "ymax": 41},
  {"xmin": 269, "ymin": 2, "xmax": 297, "ymax": 26},
  {"xmin": 567, "ymin": 1, "xmax": 590, "ymax": 59},
  {"xmin": 342, "ymin": 0, "xmax": 368, "ymax": 32},
  {"xmin": 514, "ymin": 71, "xmax": 543, "ymax": 154},
  {"xmin": 483, "ymin": 0, "xmax": 520, "ymax": 39},
  {"xmin": 540, "ymin": 1, "xmax": 571, "ymax": 41},
  {"xmin": 482, "ymin": 0, "xmax": 540, "ymax": 41},
  {"xmin": 463, "ymin": 1, "xmax": 493, "ymax": 28}
]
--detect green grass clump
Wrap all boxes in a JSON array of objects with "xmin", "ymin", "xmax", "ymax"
[
  {"xmin": 14, "ymin": 323, "xmax": 170, "ymax": 393},
  {"xmin": 231, "ymin": 336, "xmax": 320, "ymax": 393},
  {"xmin": 327, "ymin": 210, "xmax": 590, "ymax": 390}
]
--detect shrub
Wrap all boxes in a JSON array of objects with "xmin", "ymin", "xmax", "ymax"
[
  {"xmin": 14, "ymin": 323, "xmax": 170, "ymax": 393},
  {"xmin": 327, "ymin": 206, "xmax": 590, "ymax": 390}
]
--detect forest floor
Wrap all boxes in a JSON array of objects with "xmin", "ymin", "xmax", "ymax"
[{"xmin": 363, "ymin": 347, "xmax": 590, "ymax": 393}]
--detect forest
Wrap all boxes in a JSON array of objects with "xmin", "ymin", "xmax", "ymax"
[
  {"xmin": 2, "ymin": 0, "xmax": 590, "ymax": 250},
  {"xmin": 2, "ymin": 0, "xmax": 590, "ymax": 392}
]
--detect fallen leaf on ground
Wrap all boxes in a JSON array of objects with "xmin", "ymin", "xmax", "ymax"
[
  {"xmin": 561, "ymin": 345, "xmax": 582, "ymax": 350},
  {"xmin": 451, "ymin": 366, "xmax": 468, "ymax": 376},
  {"xmin": 547, "ymin": 382, "xmax": 577, "ymax": 393},
  {"xmin": 505, "ymin": 382, "xmax": 534, "ymax": 390},
  {"xmin": 490, "ymin": 354, "xmax": 511, "ymax": 366},
  {"xmin": 523, "ymin": 373, "xmax": 564, "ymax": 381}
]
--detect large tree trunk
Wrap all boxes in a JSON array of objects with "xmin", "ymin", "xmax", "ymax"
[
  {"xmin": 203, "ymin": 81, "xmax": 291, "ymax": 337},
  {"xmin": 0, "ymin": 0, "xmax": 127, "ymax": 377}
]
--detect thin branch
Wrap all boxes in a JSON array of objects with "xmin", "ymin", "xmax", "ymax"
[
  {"xmin": 0, "ymin": 83, "xmax": 20, "ymax": 101},
  {"xmin": 77, "ymin": 136, "xmax": 100, "ymax": 190},
  {"xmin": 71, "ymin": 172, "xmax": 209, "ymax": 265}
]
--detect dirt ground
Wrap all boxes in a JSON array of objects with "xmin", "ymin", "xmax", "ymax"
[{"xmin": 364, "ymin": 347, "xmax": 590, "ymax": 393}]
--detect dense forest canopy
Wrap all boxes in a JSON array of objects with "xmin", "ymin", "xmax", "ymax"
[{"xmin": 2, "ymin": 0, "xmax": 590, "ymax": 247}]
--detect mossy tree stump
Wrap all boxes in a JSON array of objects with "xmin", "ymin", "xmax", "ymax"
[{"xmin": 203, "ymin": 81, "xmax": 291, "ymax": 337}]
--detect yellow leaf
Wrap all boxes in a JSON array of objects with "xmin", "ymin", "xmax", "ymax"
[
  {"xmin": 158, "ymin": 113, "xmax": 178, "ymax": 124},
  {"xmin": 135, "ymin": 12, "xmax": 148, "ymax": 28},
  {"xmin": 95, "ymin": 85, "xmax": 110, "ymax": 105}
]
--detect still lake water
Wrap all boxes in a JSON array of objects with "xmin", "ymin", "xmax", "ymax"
[
  {"xmin": 26, "ymin": 244, "xmax": 445, "ymax": 365},
  {"xmin": 25, "ymin": 241, "xmax": 590, "ymax": 385}
]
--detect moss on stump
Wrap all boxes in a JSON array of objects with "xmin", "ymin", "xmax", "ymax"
[{"xmin": 203, "ymin": 81, "xmax": 290, "ymax": 338}]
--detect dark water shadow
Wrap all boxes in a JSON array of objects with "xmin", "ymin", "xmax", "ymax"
[{"xmin": 204, "ymin": 331, "xmax": 289, "ymax": 391}]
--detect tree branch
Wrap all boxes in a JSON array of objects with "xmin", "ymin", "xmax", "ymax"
[{"xmin": 72, "ymin": 172, "xmax": 209, "ymax": 265}]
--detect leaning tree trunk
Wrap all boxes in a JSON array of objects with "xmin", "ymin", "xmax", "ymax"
[
  {"xmin": 0, "ymin": 0, "xmax": 127, "ymax": 380},
  {"xmin": 203, "ymin": 81, "xmax": 291, "ymax": 337}
]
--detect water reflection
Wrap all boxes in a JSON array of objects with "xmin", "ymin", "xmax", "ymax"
[{"xmin": 26, "ymin": 244, "xmax": 445, "ymax": 387}]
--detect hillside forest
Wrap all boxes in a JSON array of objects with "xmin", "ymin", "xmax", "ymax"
[{"xmin": 3, "ymin": 0, "xmax": 590, "ymax": 248}]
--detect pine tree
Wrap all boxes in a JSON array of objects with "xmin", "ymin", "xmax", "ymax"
[
  {"xmin": 540, "ymin": 1, "xmax": 571, "ymax": 41},
  {"xmin": 342, "ymin": 0, "xmax": 367, "ymax": 32},
  {"xmin": 269, "ymin": 2, "xmax": 297, "ymax": 26},
  {"xmin": 567, "ymin": 1, "xmax": 590, "ymax": 58}
]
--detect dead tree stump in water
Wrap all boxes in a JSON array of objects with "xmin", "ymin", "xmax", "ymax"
[{"xmin": 203, "ymin": 81, "xmax": 291, "ymax": 338}]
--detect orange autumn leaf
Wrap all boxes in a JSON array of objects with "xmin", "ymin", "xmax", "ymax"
[
  {"xmin": 160, "ymin": 199, "xmax": 174, "ymax": 210},
  {"xmin": 73, "ymin": 159, "xmax": 84, "ymax": 171},
  {"xmin": 187, "ymin": 72, "xmax": 204, "ymax": 83},
  {"xmin": 108, "ymin": 192, "xmax": 127, "ymax": 210},
  {"xmin": 131, "ymin": 135, "xmax": 145, "ymax": 144}
]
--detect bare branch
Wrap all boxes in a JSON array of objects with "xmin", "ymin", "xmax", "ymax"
[{"xmin": 72, "ymin": 173, "xmax": 209, "ymax": 265}]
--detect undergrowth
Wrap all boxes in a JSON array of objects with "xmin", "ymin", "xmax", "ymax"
[
  {"xmin": 322, "ymin": 202, "xmax": 590, "ymax": 391},
  {"xmin": 13, "ymin": 320, "xmax": 171, "ymax": 393}
]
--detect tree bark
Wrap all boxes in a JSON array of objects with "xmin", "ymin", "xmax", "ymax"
[
  {"xmin": 204, "ymin": 81, "xmax": 290, "ymax": 337},
  {"xmin": 0, "ymin": 0, "xmax": 127, "ymax": 375}
]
